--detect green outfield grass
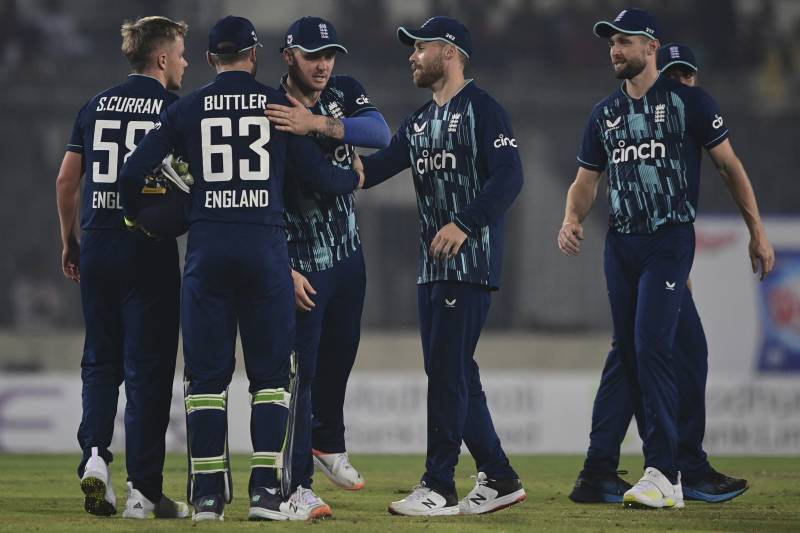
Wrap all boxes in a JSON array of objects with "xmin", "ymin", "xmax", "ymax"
[{"xmin": 0, "ymin": 454, "xmax": 797, "ymax": 532}]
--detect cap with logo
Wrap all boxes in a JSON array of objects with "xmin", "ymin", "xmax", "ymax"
[
  {"xmin": 398, "ymin": 16, "xmax": 472, "ymax": 58},
  {"xmin": 593, "ymin": 8, "xmax": 660, "ymax": 41},
  {"xmin": 208, "ymin": 15, "xmax": 263, "ymax": 54},
  {"xmin": 657, "ymin": 43, "xmax": 698, "ymax": 72},
  {"xmin": 280, "ymin": 16, "xmax": 348, "ymax": 54}
]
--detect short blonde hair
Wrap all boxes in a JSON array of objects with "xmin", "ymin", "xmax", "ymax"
[{"xmin": 121, "ymin": 16, "xmax": 188, "ymax": 72}]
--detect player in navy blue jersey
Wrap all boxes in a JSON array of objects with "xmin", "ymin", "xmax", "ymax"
[
  {"xmin": 55, "ymin": 16, "xmax": 189, "ymax": 519},
  {"xmin": 568, "ymin": 42, "xmax": 750, "ymax": 505},
  {"xmin": 557, "ymin": 8, "xmax": 774, "ymax": 509},
  {"xmin": 355, "ymin": 16, "xmax": 526, "ymax": 516},
  {"xmin": 260, "ymin": 16, "xmax": 391, "ymax": 511},
  {"xmin": 118, "ymin": 16, "xmax": 363, "ymax": 522}
]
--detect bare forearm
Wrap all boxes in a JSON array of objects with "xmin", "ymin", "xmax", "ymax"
[
  {"xmin": 564, "ymin": 180, "xmax": 598, "ymax": 224},
  {"xmin": 56, "ymin": 178, "xmax": 80, "ymax": 244},
  {"xmin": 719, "ymin": 158, "xmax": 766, "ymax": 238}
]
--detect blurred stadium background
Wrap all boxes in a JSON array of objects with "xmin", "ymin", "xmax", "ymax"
[{"xmin": 0, "ymin": 0, "xmax": 799, "ymax": 458}]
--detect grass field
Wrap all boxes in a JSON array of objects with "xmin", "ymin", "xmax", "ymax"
[{"xmin": 1, "ymin": 454, "xmax": 798, "ymax": 532}]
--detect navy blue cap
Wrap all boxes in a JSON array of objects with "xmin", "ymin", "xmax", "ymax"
[
  {"xmin": 281, "ymin": 17, "xmax": 348, "ymax": 54},
  {"xmin": 593, "ymin": 8, "xmax": 660, "ymax": 41},
  {"xmin": 208, "ymin": 16, "xmax": 263, "ymax": 54},
  {"xmin": 658, "ymin": 42, "xmax": 698, "ymax": 72},
  {"xmin": 398, "ymin": 16, "xmax": 472, "ymax": 58}
]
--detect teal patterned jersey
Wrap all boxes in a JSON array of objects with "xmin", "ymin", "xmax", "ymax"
[
  {"xmin": 280, "ymin": 75, "xmax": 377, "ymax": 272},
  {"xmin": 362, "ymin": 81, "xmax": 523, "ymax": 289},
  {"xmin": 578, "ymin": 76, "xmax": 729, "ymax": 234}
]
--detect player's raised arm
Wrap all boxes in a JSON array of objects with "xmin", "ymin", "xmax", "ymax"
[
  {"xmin": 118, "ymin": 104, "xmax": 180, "ymax": 222},
  {"xmin": 558, "ymin": 167, "xmax": 603, "ymax": 256},
  {"xmin": 287, "ymin": 133, "xmax": 362, "ymax": 194},
  {"xmin": 708, "ymin": 139, "xmax": 774, "ymax": 280}
]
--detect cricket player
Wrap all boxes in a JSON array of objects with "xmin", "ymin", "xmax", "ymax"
[
  {"xmin": 558, "ymin": 9, "xmax": 774, "ymax": 509},
  {"xmin": 263, "ymin": 16, "xmax": 391, "ymax": 514},
  {"xmin": 119, "ymin": 16, "xmax": 363, "ymax": 522},
  {"xmin": 55, "ymin": 16, "xmax": 189, "ymax": 519},
  {"xmin": 357, "ymin": 16, "xmax": 526, "ymax": 516},
  {"xmin": 570, "ymin": 42, "xmax": 750, "ymax": 505}
]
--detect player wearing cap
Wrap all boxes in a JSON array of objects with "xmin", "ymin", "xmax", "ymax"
[
  {"xmin": 568, "ymin": 42, "xmax": 750, "ymax": 505},
  {"xmin": 263, "ymin": 17, "xmax": 390, "ymax": 508},
  {"xmin": 119, "ymin": 16, "xmax": 363, "ymax": 522},
  {"xmin": 356, "ymin": 16, "xmax": 526, "ymax": 517},
  {"xmin": 557, "ymin": 8, "xmax": 774, "ymax": 509},
  {"xmin": 55, "ymin": 16, "xmax": 190, "ymax": 520}
]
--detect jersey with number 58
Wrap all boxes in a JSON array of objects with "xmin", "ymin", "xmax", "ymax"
[
  {"xmin": 67, "ymin": 74, "xmax": 177, "ymax": 230},
  {"xmin": 119, "ymin": 70, "xmax": 359, "ymax": 227}
]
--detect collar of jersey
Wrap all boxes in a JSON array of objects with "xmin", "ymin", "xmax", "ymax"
[
  {"xmin": 619, "ymin": 75, "xmax": 664, "ymax": 102},
  {"xmin": 215, "ymin": 70, "xmax": 254, "ymax": 81},
  {"xmin": 432, "ymin": 78, "xmax": 474, "ymax": 108},
  {"xmin": 127, "ymin": 73, "xmax": 165, "ymax": 89}
]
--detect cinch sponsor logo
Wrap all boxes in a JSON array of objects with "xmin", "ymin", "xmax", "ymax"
[
  {"xmin": 415, "ymin": 149, "xmax": 456, "ymax": 174},
  {"xmin": 493, "ymin": 133, "xmax": 517, "ymax": 148},
  {"xmin": 334, "ymin": 144, "xmax": 350, "ymax": 163},
  {"xmin": 355, "ymin": 94, "xmax": 370, "ymax": 105},
  {"xmin": 712, "ymin": 114, "xmax": 724, "ymax": 129},
  {"xmin": 611, "ymin": 139, "xmax": 666, "ymax": 163}
]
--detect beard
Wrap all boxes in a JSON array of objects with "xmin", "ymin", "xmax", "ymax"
[
  {"xmin": 614, "ymin": 56, "xmax": 646, "ymax": 80},
  {"xmin": 412, "ymin": 54, "xmax": 444, "ymax": 88}
]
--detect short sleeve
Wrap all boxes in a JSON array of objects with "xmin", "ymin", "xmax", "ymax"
[
  {"xmin": 685, "ymin": 87, "xmax": 729, "ymax": 150},
  {"xmin": 475, "ymin": 96, "xmax": 522, "ymax": 178},
  {"xmin": 577, "ymin": 108, "xmax": 606, "ymax": 172},
  {"xmin": 337, "ymin": 76, "xmax": 379, "ymax": 117},
  {"xmin": 66, "ymin": 103, "xmax": 88, "ymax": 153}
]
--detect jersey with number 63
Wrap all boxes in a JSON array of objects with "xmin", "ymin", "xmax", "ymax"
[
  {"xmin": 119, "ymin": 70, "xmax": 359, "ymax": 227},
  {"xmin": 67, "ymin": 74, "xmax": 177, "ymax": 230}
]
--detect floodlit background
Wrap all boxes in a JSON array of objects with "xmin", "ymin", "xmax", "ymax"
[{"xmin": 0, "ymin": 0, "xmax": 798, "ymax": 455}]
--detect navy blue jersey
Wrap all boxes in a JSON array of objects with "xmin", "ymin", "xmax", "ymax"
[
  {"xmin": 280, "ymin": 75, "xmax": 378, "ymax": 272},
  {"xmin": 67, "ymin": 74, "xmax": 177, "ymax": 230},
  {"xmin": 578, "ymin": 76, "xmax": 729, "ymax": 234},
  {"xmin": 362, "ymin": 81, "xmax": 523, "ymax": 289},
  {"xmin": 119, "ymin": 71, "xmax": 359, "ymax": 227}
]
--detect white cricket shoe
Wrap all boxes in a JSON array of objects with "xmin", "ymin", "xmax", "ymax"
[
  {"xmin": 80, "ymin": 447, "xmax": 116, "ymax": 516},
  {"xmin": 122, "ymin": 481, "xmax": 190, "ymax": 519},
  {"xmin": 388, "ymin": 483, "xmax": 459, "ymax": 516},
  {"xmin": 279, "ymin": 486, "xmax": 332, "ymax": 520},
  {"xmin": 459, "ymin": 472, "xmax": 527, "ymax": 514},
  {"xmin": 623, "ymin": 467, "xmax": 685, "ymax": 509},
  {"xmin": 313, "ymin": 449, "xmax": 365, "ymax": 490}
]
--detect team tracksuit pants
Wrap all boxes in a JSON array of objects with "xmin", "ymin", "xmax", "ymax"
[
  {"xmin": 418, "ymin": 281, "xmax": 517, "ymax": 495},
  {"xmin": 77, "ymin": 229, "xmax": 180, "ymax": 503},
  {"xmin": 290, "ymin": 248, "xmax": 366, "ymax": 490}
]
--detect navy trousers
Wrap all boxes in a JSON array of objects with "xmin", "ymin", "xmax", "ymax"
[
  {"xmin": 595, "ymin": 224, "xmax": 695, "ymax": 483},
  {"xmin": 182, "ymin": 222, "xmax": 293, "ymax": 497},
  {"xmin": 291, "ymin": 248, "xmax": 365, "ymax": 490},
  {"xmin": 77, "ymin": 229, "xmax": 180, "ymax": 503},
  {"xmin": 418, "ymin": 281, "xmax": 517, "ymax": 494},
  {"xmin": 583, "ymin": 285, "xmax": 711, "ymax": 481}
]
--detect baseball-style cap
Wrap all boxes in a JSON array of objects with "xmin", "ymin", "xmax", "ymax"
[
  {"xmin": 280, "ymin": 16, "xmax": 348, "ymax": 54},
  {"xmin": 398, "ymin": 16, "xmax": 472, "ymax": 58},
  {"xmin": 593, "ymin": 8, "xmax": 660, "ymax": 41},
  {"xmin": 658, "ymin": 43, "xmax": 698, "ymax": 72},
  {"xmin": 208, "ymin": 15, "xmax": 263, "ymax": 54}
]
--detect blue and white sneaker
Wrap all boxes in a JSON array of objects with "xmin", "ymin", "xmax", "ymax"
[
  {"xmin": 388, "ymin": 483, "xmax": 459, "ymax": 516},
  {"xmin": 569, "ymin": 470, "xmax": 632, "ymax": 504},
  {"xmin": 683, "ymin": 468, "xmax": 749, "ymax": 503},
  {"xmin": 80, "ymin": 447, "xmax": 116, "ymax": 516}
]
